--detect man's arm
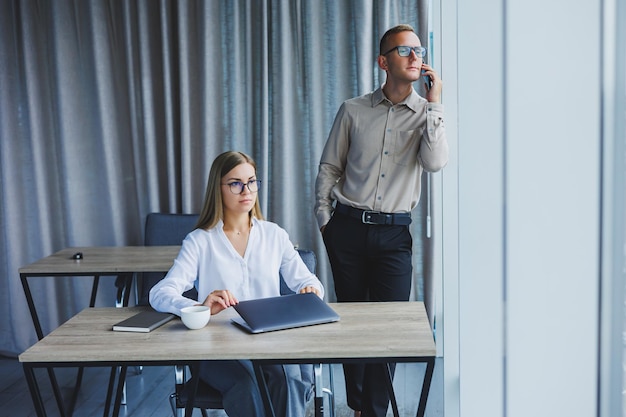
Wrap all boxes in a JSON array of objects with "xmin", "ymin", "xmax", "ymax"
[
  {"xmin": 314, "ymin": 162, "xmax": 342, "ymax": 229},
  {"xmin": 314, "ymin": 104, "xmax": 349, "ymax": 229},
  {"xmin": 418, "ymin": 102, "xmax": 449, "ymax": 172}
]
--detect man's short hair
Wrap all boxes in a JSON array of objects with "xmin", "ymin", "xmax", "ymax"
[{"xmin": 379, "ymin": 24, "xmax": 416, "ymax": 55}]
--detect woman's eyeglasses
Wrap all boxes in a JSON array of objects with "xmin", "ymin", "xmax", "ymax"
[{"xmin": 222, "ymin": 179, "xmax": 261, "ymax": 194}]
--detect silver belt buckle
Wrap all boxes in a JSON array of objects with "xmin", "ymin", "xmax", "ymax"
[{"xmin": 361, "ymin": 210, "xmax": 379, "ymax": 225}]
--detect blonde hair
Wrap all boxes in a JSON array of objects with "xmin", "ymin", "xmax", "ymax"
[
  {"xmin": 195, "ymin": 151, "xmax": 264, "ymax": 230},
  {"xmin": 379, "ymin": 24, "xmax": 416, "ymax": 55}
]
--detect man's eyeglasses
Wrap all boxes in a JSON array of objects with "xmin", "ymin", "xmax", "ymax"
[
  {"xmin": 222, "ymin": 179, "xmax": 261, "ymax": 194},
  {"xmin": 382, "ymin": 45, "xmax": 426, "ymax": 58}
]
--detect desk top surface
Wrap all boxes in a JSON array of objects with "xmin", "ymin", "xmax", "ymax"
[
  {"xmin": 19, "ymin": 302, "xmax": 436, "ymax": 364},
  {"xmin": 19, "ymin": 246, "xmax": 180, "ymax": 275}
]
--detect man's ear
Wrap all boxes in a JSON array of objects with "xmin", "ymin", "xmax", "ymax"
[{"xmin": 377, "ymin": 55, "xmax": 387, "ymax": 71}]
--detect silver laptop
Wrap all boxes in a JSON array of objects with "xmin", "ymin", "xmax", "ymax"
[{"xmin": 231, "ymin": 293, "xmax": 340, "ymax": 334}]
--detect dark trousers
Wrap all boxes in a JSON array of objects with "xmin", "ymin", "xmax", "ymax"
[{"xmin": 322, "ymin": 211, "xmax": 413, "ymax": 417}]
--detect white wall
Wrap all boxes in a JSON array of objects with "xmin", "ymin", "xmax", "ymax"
[
  {"xmin": 441, "ymin": 1, "xmax": 602, "ymax": 416},
  {"xmin": 505, "ymin": 2, "xmax": 601, "ymax": 416}
]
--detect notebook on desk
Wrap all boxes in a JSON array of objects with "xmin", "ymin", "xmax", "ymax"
[
  {"xmin": 112, "ymin": 310, "xmax": 175, "ymax": 333},
  {"xmin": 231, "ymin": 293, "xmax": 340, "ymax": 334}
]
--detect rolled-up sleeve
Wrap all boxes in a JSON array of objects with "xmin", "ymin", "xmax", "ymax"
[
  {"xmin": 419, "ymin": 103, "xmax": 449, "ymax": 172},
  {"xmin": 314, "ymin": 103, "xmax": 349, "ymax": 228}
]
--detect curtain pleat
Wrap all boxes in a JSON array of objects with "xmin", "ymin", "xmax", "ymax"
[{"xmin": 0, "ymin": 0, "xmax": 431, "ymax": 356}]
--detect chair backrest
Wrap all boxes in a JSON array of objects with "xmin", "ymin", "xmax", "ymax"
[
  {"xmin": 140, "ymin": 212, "xmax": 316, "ymax": 304},
  {"xmin": 138, "ymin": 213, "xmax": 199, "ymax": 305},
  {"xmin": 280, "ymin": 249, "xmax": 317, "ymax": 295},
  {"xmin": 144, "ymin": 213, "xmax": 200, "ymax": 246}
]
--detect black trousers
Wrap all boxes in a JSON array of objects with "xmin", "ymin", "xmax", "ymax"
[{"xmin": 322, "ymin": 211, "xmax": 413, "ymax": 417}]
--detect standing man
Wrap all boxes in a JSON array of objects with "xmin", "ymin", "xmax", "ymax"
[{"xmin": 314, "ymin": 24, "xmax": 448, "ymax": 417}]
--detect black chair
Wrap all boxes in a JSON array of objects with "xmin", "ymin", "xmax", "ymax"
[
  {"xmin": 113, "ymin": 213, "xmax": 199, "ymax": 307},
  {"xmin": 169, "ymin": 248, "xmax": 335, "ymax": 417},
  {"xmin": 139, "ymin": 213, "xmax": 200, "ymax": 305}
]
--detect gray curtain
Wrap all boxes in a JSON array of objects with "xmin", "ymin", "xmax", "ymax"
[{"xmin": 0, "ymin": 0, "xmax": 430, "ymax": 356}]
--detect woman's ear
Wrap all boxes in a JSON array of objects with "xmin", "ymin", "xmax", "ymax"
[{"xmin": 377, "ymin": 55, "xmax": 388, "ymax": 71}]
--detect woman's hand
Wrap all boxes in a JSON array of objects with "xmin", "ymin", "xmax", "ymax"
[
  {"xmin": 201, "ymin": 289, "xmax": 238, "ymax": 315},
  {"xmin": 299, "ymin": 286, "xmax": 321, "ymax": 298}
]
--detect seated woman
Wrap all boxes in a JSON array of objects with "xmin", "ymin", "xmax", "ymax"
[{"xmin": 150, "ymin": 150, "xmax": 324, "ymax": 417}]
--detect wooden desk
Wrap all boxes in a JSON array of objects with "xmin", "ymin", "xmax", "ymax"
[
  {"xmin": 20, "ymin": 302, "xmax": 436, "ymax": 417},
  {"xmin": 19, "ymin": 246, "xmax": 180, "ymax": 416},
  {"xmin": 20, "ymin": 246, "xmax": 180, "ymax": 339}
]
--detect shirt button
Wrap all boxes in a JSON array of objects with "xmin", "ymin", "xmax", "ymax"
[
  {"xmin": 377, "ymin": 196, "xmax": 382, "ymax": 200},
  {"xmin": 381, "ymin": 174, "xmax": 385, "ymax": 177},
  {"xmin": 387, "ymin": 128, "xmax": 392, "ymax": 133},
  {"xmin": 384, "ymin": 151, "xmax": 389, "ymax": 155}
]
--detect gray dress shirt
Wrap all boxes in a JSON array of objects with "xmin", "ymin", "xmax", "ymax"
[{"xmin": 315, "ymin": 86, "xmax": 448, "ymax": 228}]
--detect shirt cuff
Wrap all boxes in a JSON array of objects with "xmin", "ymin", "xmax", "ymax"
[{"xmin": 426, "ymin": 103, "xmax": 444, "ymax": 113}]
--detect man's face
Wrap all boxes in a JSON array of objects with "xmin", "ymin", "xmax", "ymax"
[{"xmin": 379, "ymin": 31, "xmax": 423, "ymax": 83}]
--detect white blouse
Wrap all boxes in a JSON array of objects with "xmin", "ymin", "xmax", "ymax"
[{"xmin": 149, "ymin": 218, "xmax": 324, "ymax": 315}]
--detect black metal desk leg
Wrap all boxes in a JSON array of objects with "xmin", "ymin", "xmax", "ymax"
[
  {"xmin": 67, "ymin": 367, "xmax": 86, "ymax": 416},
  {"xmin": 21, "ymin": 274, "xmax": 68, "ymax": 416},
  {"xmin": 122, "ymin": 273, "xmax": 133, "ymax": 306},
  {"xmin": 89, "ymin": 275, "xmax": 101, "ymax": 307},
  {"xmin": 112, "ymin": 366, "xmax": 128, "ymax": 417},
  {"xmin": 416, "ymin": 358, "xmax": 435, "ymax": 417},
  {"xmin": 103, "ymin": 366, "xmax": 118, "ymax": 417},
  {"xmin": 20, "ymin": 274, "xmax": 44, "ymax": 340},
  {"xmin": 184, "ymin": 362, "xmax": 201, "ymax": 417},
  {"xmin": 45, "ymin": 366, "xmax": 69, "ymax": 416},
  {"xmin": 23, "ymin": 365, "xmax": 47, "ymax": 417},
  {"xmin": 384, "ymin": 363, "xmax": 400, "ymax": 417},
  {"xmin": 253, "ymin": 362, "xmax": 276, "ymax": 417}
]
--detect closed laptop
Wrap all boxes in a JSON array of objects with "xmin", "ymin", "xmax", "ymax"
[{"xmin": 231, "ymin": 293, "xmax": 340, "ymax": 334}]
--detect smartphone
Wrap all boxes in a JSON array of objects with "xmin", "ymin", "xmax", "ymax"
[{"xmin": 422, "ymin": 60, "xmax": 431, "ymax": 91}]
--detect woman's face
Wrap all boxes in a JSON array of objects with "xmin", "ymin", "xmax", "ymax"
[{"xmin": 220, "ymin": 162, "xmax": 258, "ymax": 215}]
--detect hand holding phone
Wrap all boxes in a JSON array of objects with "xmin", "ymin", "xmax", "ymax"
[
  {"xmin": 421, "ymin": 61, "xmax": 442, "ymax": 103},
  {"xmin": 422, "ymin": 62, "xmax": 432, "ymax": 91}
]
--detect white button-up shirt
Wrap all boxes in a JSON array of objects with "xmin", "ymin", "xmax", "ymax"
[{"xmin": 150, "ymin": 218, "xmax": 324, "ymax": 315}]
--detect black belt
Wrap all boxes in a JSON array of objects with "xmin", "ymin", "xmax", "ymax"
[{"xmin": 334, "ymin": 203, "xmax": 412, "ymax": 226}]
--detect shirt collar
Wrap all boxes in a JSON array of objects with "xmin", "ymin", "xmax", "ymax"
[{"xmin": 372, "ymin": 85, "xmax": 423, "ymax": 112}]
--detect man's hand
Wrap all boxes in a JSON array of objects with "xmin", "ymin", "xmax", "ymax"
[{"xmin": 421, "ymin": 63, "xmax": 442, "ymax": 103}]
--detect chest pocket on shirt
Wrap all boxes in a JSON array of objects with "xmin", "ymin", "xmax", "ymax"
[{"xmin": 392, "ymin": 128, "xmax": 422, "ymax": 166}]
